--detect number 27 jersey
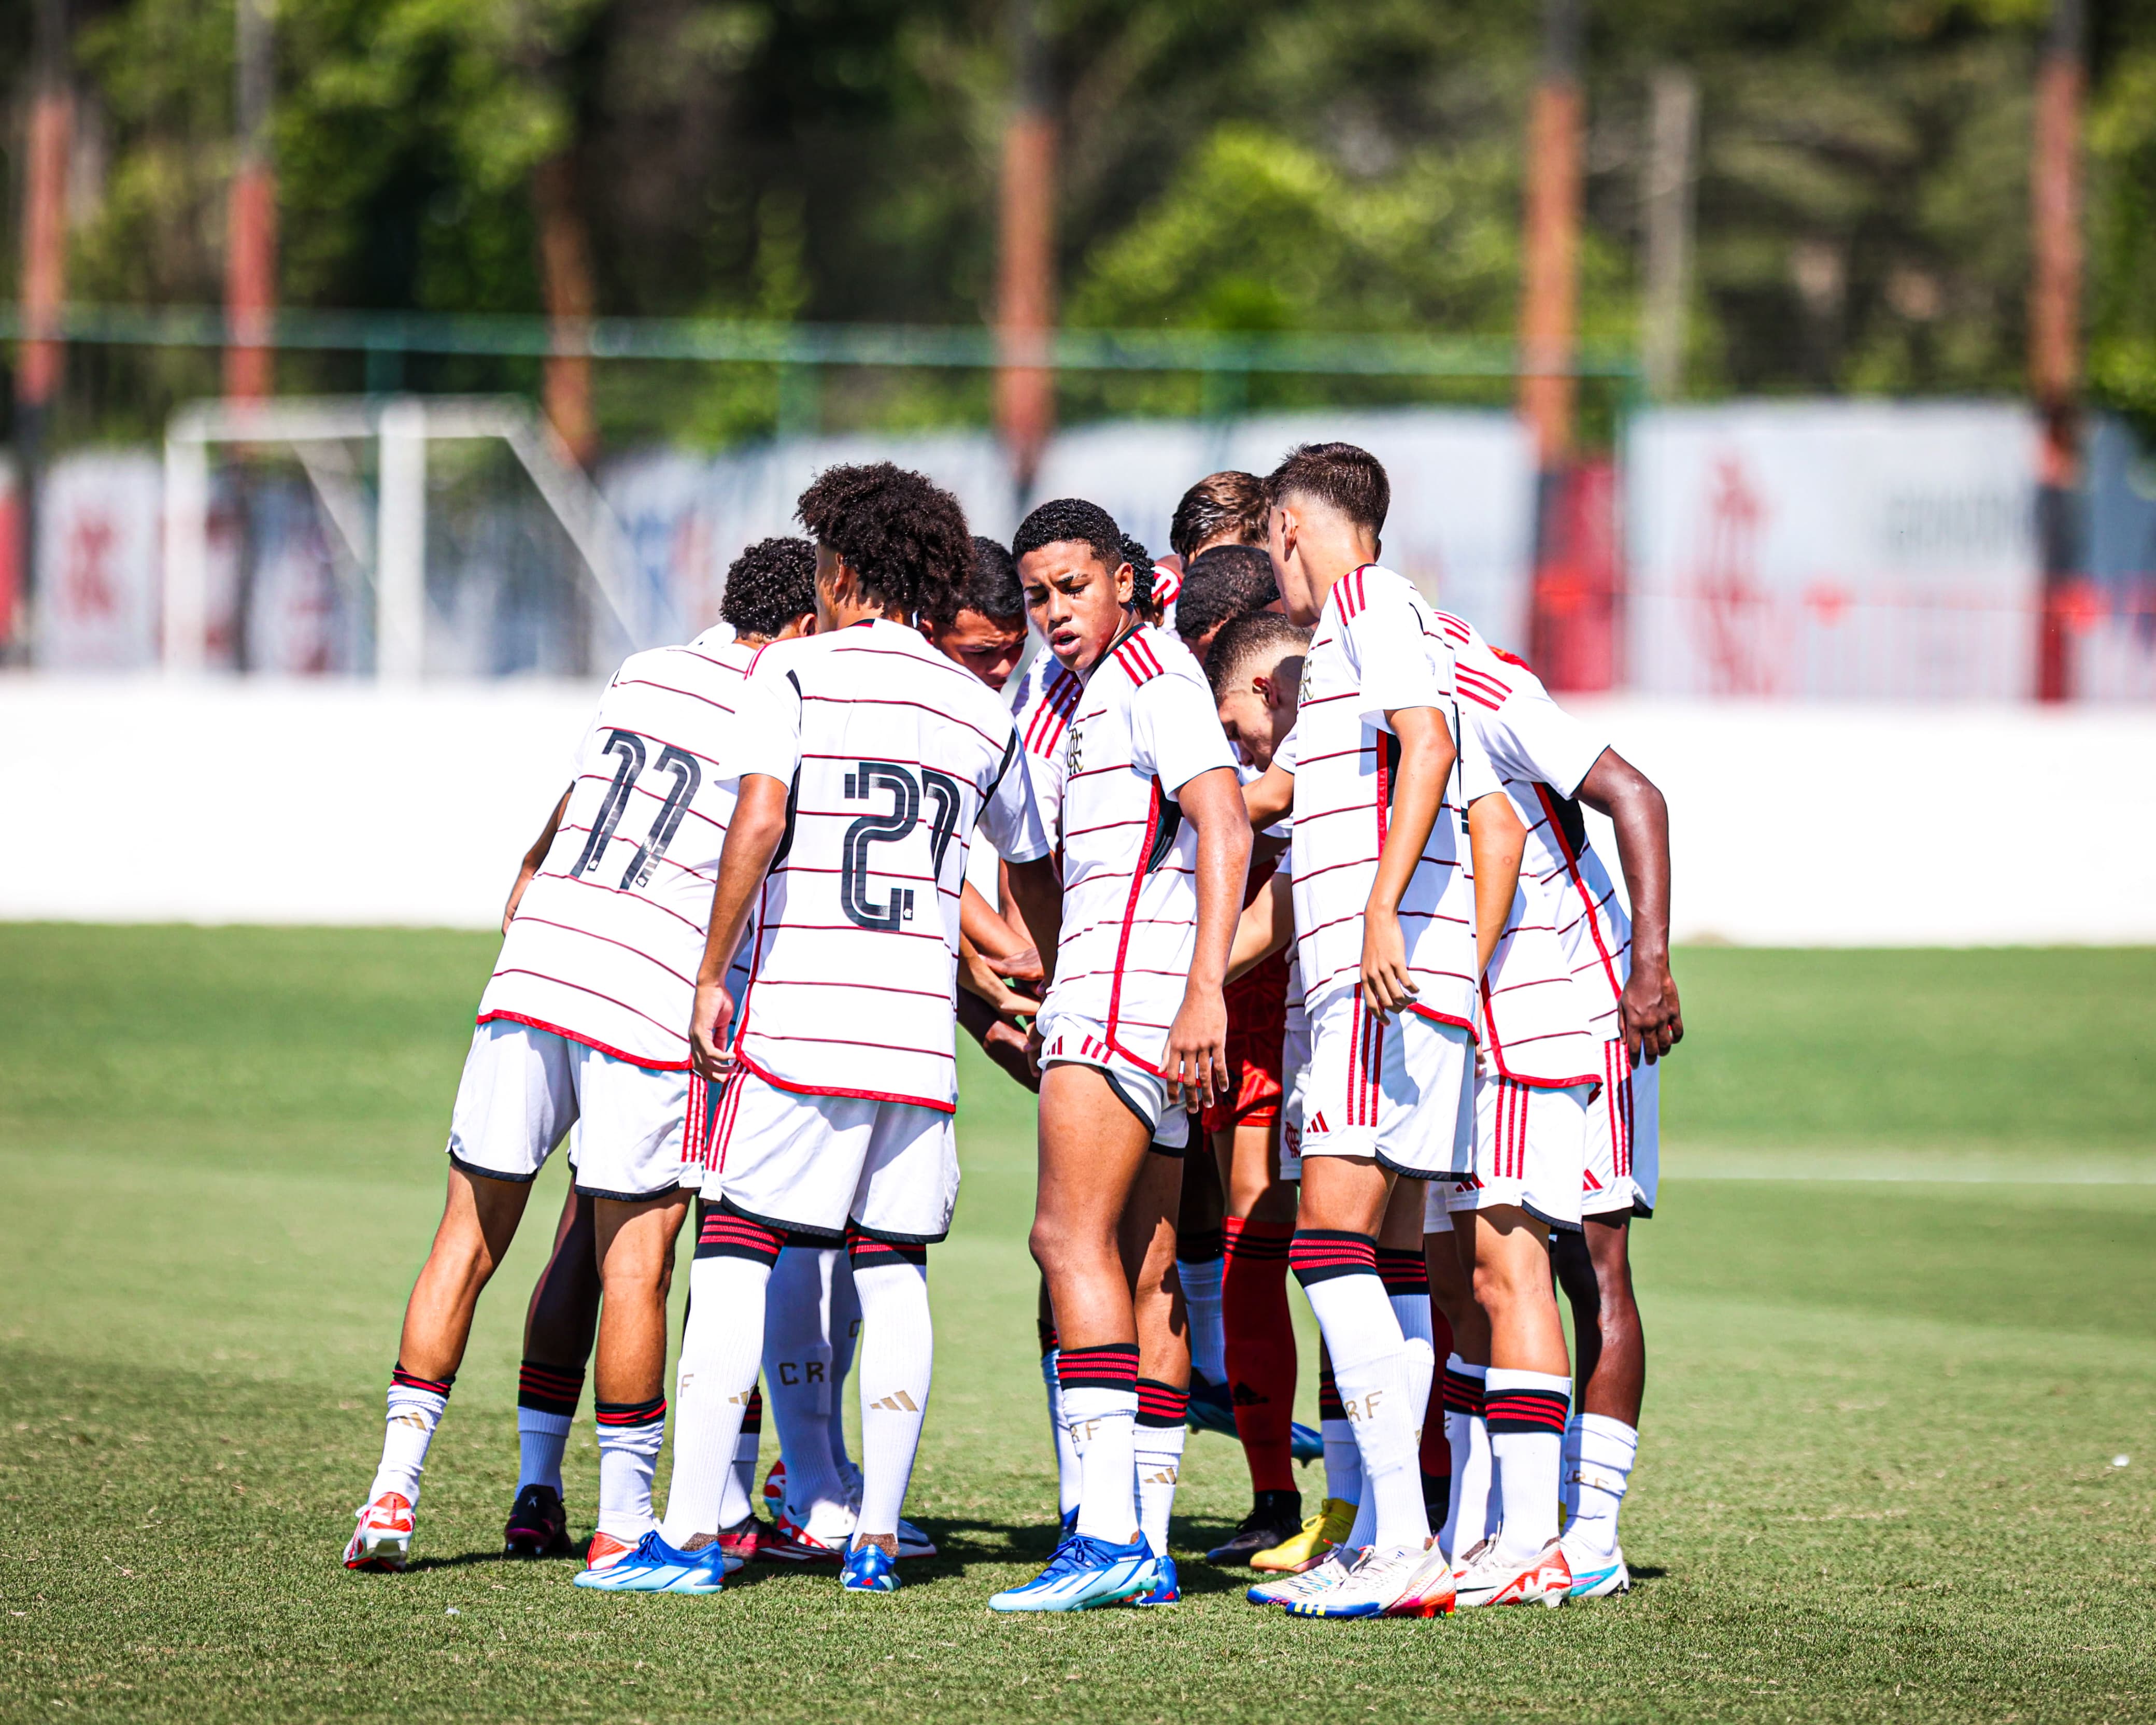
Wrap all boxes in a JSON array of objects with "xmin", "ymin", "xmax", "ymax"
[{"xmin": 724, "ymin": 619, "xmax": 1049, "ymax": 1112}]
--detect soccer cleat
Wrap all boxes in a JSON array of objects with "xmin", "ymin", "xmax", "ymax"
[
  {"xmin": 841, "ymin": 1539, "xmax": 901, "ymax": 1593},
  {"xmin": 1205, "ymin": 1490, "xmax": 1304, "ymax": 1565},
  {"xmin": 572, "ymin": 1530, "xmax": 726, "ymax": 1594},
  {"xmin": 581, "ymin": 1529, "xmax": 636, "ymax": 1573},
  {"xmin": 1186, "ymin": 1375, "xmax": 1239, "ymax": 1438},
  {"xmin": 986, "ymin": 1534, "xmax": 1157, "ymax": 1613},
  {"xmin": 1282, "ymin": 1540, "xmax": 1455, "ymax": 1619},
  {"xmin": 1561, "ymin": 1542, "xmax": 1630, "ymax": 1600},
  {"xmin": 1247, "ymin": 1548, "xmax": 1356, "ymax": 1607},
  {"xmin": 343, "ymin": 1492, "xmax": 414, "ymax": 1573},
  {"xmin": 1129, "ymin": 1554, "xmax": 1181, "ymax": 1605},
  {"xmin": 1250, "ymin": 1497, "xmax": 1357, "ymax": 1574},
  {"xmin": 502, "ymin": 1483, "xmax": 575, "ymax": 1559},
  {"xmin": 895, "ymin": 1517, "xmax": 938, "ymax": 1560},
  {"xmin": 1289, "ymin": 1420, "xmax": 1324, "ymax": 1464},
  {"xmin": 760, "ymin": 1506, "xmax": 847, "ymax": 1564},
  {"xmin": 761, "ymin": 1457, "xmax": 786, "ymax": 1513},
  {"xmin": 713, "ymin": 1513, "xmax": 763, "ymax": 1568},
  {"xmin": 1453, "ymin": 1535, "xmax": 1571, "ymax": 1609}
]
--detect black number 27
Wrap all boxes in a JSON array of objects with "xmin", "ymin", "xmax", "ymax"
[
  {"xmin": 572, "ymin": 729, "xmax": 703, "ymax": 890},
  {"xmin": 840, "ymin": 759, "xmax": 962, "ymax": 931}
]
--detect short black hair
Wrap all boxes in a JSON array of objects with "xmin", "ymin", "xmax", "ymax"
[
  {"xmin": 1206, "ymin": 610, "xmax": 1311, "ymax": 701},
  {"xmin": 795, "ymin": 461, "xmax": 972, "ymax": 620},
  {"xmin": 1013, "ymin": 497, "xmax": 1125, "ymax": 575},
  {"xmin": 1264, "ymin": 442, "xmax": 1390, "ymax": 537},
  {"xmin": 1169, "ymin": 471, "xmax": 1269, "ymax": 561},
  {"xmin": 718, "ymin": 536, "xmax": 818, "ymax": 639},
  {"xmin": 1174, "ymin": 544, "xmax": 1278, "ymax": 647},
  {"xmin": 941, "ymin": 535, "xmax": 1023, "ymax": 627}
]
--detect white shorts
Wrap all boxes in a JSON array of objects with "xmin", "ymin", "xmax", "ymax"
[
  {"xmin": 1277, "ymin": 1002, "xmax": 1311, "ymax": 1182},
  {"xmin": 446, "ymin": 1021, "xmax": 690, "ymax": 1201},
  {"xmin": 704, "ymin": 1067, "xmax": 959, "ymax": 1243},
  {"xmin": 1037, "ymin": 1013, "xmax": 1193, "ymax": 1152},
  {"xmin": 1300, "ymin": 989, "xmax": 1473, "ymax": 1178},
  {"xmin": 1582, "ymin": 1041, "xmax": 1661, "ymax": 1219},
  {"xmin": 1440, "ymin": 1072, "xmax": 1592, "ymax": 1233}
]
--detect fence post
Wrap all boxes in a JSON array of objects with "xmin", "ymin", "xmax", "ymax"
[
  {"xmin": 161, "ymin": 426, "xmax": 209, "ymax": 674},
  {"xmin": 376, "ymin": 398, "xmax": 427, "ymax": 682}
]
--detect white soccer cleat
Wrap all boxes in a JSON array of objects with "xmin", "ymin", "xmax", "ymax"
[
  {"xmin": 1246, "ymin": 1547, "xmax": 1357, "ymax": 1607},
  {"xmin": 1280, "ymin": 1540, "xmax": 1455, "ymax": 1618},
  {"xmin": 1453, "ymin": 1534, "xmax": 1572, "ymax": 1609},
  {"xmin": 343, "ymin": 1492, "xmax": 414, "ymax": 1573},
  {"xmin": 1561, "ymin": 1540, "xmax": 1630, "ymax": 1600}
]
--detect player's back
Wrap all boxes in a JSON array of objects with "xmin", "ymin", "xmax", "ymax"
[
  {"xmin": 729, "ymin": 618, "xmax": 1033, "ymax": 1110},
  {"xmin": 479, "ymin": 634, "xmax": 758, "ymax": 1070}
]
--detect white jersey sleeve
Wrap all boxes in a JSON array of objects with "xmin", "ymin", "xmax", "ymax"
[{"xmin": 1128, "ymin": 661, "xmax": 1237, "ymax": 797}]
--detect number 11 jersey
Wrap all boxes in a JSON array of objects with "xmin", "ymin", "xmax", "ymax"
[{"xmin": 724, "ymin": 617, "xmax": 1049, "ymax": 1112}]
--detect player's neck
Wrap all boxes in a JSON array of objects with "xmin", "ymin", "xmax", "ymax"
[
  {"xmin": 824, "ymin": 598, "xmax": 891, "ymax": 631},
  {"xmin": 1304, "ymin": 544, "xmax": 1378, "ymax": 613}
]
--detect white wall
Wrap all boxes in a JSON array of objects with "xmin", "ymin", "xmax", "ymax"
[{"xmin": 4, "ymin": 677, "xmax": 2152, "ymax": 944}]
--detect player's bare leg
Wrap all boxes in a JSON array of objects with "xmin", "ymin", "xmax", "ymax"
[
  {"xmin": 583, "ymin": 1193, "xmax": 689, "ymax": 1562},
  {"xmin": 505, "ymin": 1187, "xmax": 601, "ymax": 1557},
  {"xmin": 1028, "ymin": 1063, "xmax": 1161, "ymax": 1548},
  {"xmin": 1551, "ymin": 1213, "xmax": 1644, "ymax": 1592},
  {"xmin": 1428, "ymin": 1219, "xmax": 1495, "ymax": 1560},
  {"xmin": 1453, "ymin": 1204, "xmax": 1573, "ymax": 1607},
  {"xmin": 1122, "ymin": 1147, "xmax": 1190, "ymax": 1595},
  {"xmin": 346, "ymin": 1168, "xmax": 532, "ymax": 1570},
  {"xmin": 1174, "ymin": 1141, "xmax": 1229, "ymax": 1424}
]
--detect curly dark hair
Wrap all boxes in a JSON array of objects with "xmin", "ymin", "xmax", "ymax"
[
  {"xmin": 1174, "ymin": 543, "xmax": 1279, "ymax": 648},
  {"xmin": 1119, "ymin": 533, "xmax": 1158, "ymax": 617},
  {"xmin": 926, "ymin": 534, "xmax": 1024, "ymax": 629},
  {"xmin": 794, "ymin": 462, "xmax": 972, "ymax": 620},
  {"xmin": 1169, "ymin": 470, "xmax": 1269, "ymax": 560},
  {"xmin": 716, "ymin": 536, "xmax": 818, "ymax": 639},
  {"xmin": 1264, "ymin": 442, "xmax": 1390, "ymax": 536}
]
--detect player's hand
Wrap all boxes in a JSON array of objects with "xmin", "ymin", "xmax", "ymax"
[
  {"xmin": 1164, "ymin": 988, "xmax": 1230, "ymax": 1111},
  {"xmin": 959, "ymin": 945, "xmax": 1038, "ymax": 1021},
  {"xmin": 984, "ymin": 946, "xmax": 1046, "ymax": 992},
  {"xmin": 1621, "ymin": 959, "xmax": 1683, "ymax": 1066},
  {"xmin": 689, "ymin": 978, "xmax": 739, "ymax": 1082},
  {"xmin": 1024, "ymin": 1018, "xmax": 1045, "ymax": 1079},
  {"xmin": 1359, "ymin": 906, "xmax": 1419, "ymax": 1022},
  {"xmin": 501, "ymin": 867, "xmax": 538, "ymax": 935}
]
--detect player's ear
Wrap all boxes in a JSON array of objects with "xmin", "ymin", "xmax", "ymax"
[{"xmin": 1114, "ymin": 560, "xmax": 1134, "ymax": 606}]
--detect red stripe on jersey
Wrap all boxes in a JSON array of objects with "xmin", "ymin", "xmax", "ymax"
[
  {"xmin": 1103, "ymin": 776, "xmax": 1165, "ymax": 1072},
  {"xmin": 798, "ymin": 694, "xmax": 1003, "ymax": 751},
  {"xmin": 474, "ymin": 1009, "xmax": 692, "ymax": 1072},
  {"xmin": 732, "ymin": 1048, "xmax": 956, "ymax": 1116},
  {"xmin": 1531, "ymin": 782, "xmax": 1625, "ymax": 1003},
  {"xmin": 614, "ymin": 676, "xmax": 741, "ymax": 715}
]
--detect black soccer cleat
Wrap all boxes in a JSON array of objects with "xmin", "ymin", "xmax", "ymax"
[
  {"xmin": 503, "ymin": 1483, "xmax": 576, "ymax": 1558},
  {"xmin": 1204, "ymin": 1489, "xmax": 1305, "ymax": 1565}
]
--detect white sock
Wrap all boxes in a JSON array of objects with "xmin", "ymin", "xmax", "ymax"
[
  {"xmin": 658, "ymin": 1247, "xmax": 773, "ymax": 1548},
  {"xmin": 1133, "ymin": 1408, "xmax": 1187, "ymax": 1559},
  {"xmin": 850, "ymin": 1246, "xmax": 934, "ymax": 1540},
  {"xmin": 829, "ymin": 1254, "xmax": 862, "ymax": 1480},
  {"xmin": 1346, "ymin": 1487, "xmax": 1375, "ymax": 1550},
  {"xmin": 1058, "ymin": 1341, "xmax": 1142, "ymax": 1545},
  {"xmin": 1485, "ymin": 1367, "xmax": 1570, "ymax": 1561},
  {"xmin": 1561, "ymin": 1415, "xmax": 1585, "ymax": 1525},
  {"xmin": 1566, "ymin": 1413, "xmax": 1638, "ymax": 1560},
  {"xmin": 1296, "ymin": 1255, "xmax": 1427, "ymax": 1551},
  {"xmin": 762, "ymin": 1246, "xmax": 849, "ymax": 1530},
  {"xmin": 516, "ymin": 1408, "xmax": 573, "ymax": 1495},
  {"xmin": 1178, "ymin": 1244, "xmax": 1226, "ymax": 1384},
  {"xmin": 1321, "ymin": 1417, "xmax": 1363, "ymax": 1513},
  {"xmin": 594, "ymin": 1399, "xmax": 666, "ymax": 1543},
  {"xmin": 1440, "ymin": 1356, "xmax": 1493, "ymax": 1560},
  {"xmin": 368, "ymin": 1369, "xmax": 451, "ymax": 1507},
  {"xmin": 1389, "ymin": 1290, "xmax": 1436, "ymax": 1455},
  {"xmin": 718, "ymin": 1387, "xmax": 761, "ymax": 1529},
  {"xmin": 1044, "ymin": 1351, "xmax": 1083, "ymax": 1517}
]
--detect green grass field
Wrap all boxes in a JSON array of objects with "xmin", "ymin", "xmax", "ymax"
[{"xmin": 2, "ymin": 927, "xmax": 2152, "ymax": 1723}]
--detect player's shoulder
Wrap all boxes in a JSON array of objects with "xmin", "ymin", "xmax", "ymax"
[
  {"xmin": 1103, "ymin": 624, "xmax": 1200, "ymax": 694},
  {"xmin": 1329, "ymin": 563, "xmax": 1426, "ymax": 623},
  {"xmin": 1439, "ymin": 612, "xmax": 1551, "ymax": 714}
]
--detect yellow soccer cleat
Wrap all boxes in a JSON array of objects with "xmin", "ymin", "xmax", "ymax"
[{"xmin": 1250, "ymin": 1497, "xmax": 1357, "ymax": 1574}]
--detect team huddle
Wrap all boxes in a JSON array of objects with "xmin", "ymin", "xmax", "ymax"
[{"xmin": 343, "ymin": 442, "xmax": 1682, "ymax": 1617}]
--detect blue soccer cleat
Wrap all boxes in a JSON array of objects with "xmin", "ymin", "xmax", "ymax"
[
  {"xmin": 987, "ymin": 1533, "xmax": 1157, "ymax": 1613},
  {"xmin": 572, "ymin": 1530, "xmax": 726, "ymax": 1594},
  {"xmin": 1186, "ymin": 1375, "xmax": 1239, "ymax": 1438},
  {"xmin": 1561, "ymin": 1542, "xmax": 1630, "ymax": 1600},
  {"xmin": 1130, "ymin": 1553, "xmax": 1180, "ymax": 1605},
  {"xmin": 842, "ymin": 1539, "xmax": 901, "ymax": 1593},
  {"xmin": 1290, "ymin": 1420, "xmax": 1324, "ymax": 1463}
]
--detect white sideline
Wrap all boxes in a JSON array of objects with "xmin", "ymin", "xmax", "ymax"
[{"xmin": 3, "ymin": 678, "xmax": 2154, "ymax": 941}]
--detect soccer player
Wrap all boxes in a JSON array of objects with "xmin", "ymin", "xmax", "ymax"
[
  {"xmin": 1175, "ymin": 543, "xmax": 1283, "ymax": 662},
  {"xmin": 1427, "ymin": 620, "xmax": 1681, "ymax": 1602},
  {"xmin": 633, "ymin": 462, "xmax": 1059, "ymax": 1598},
  {"xmin": 1253, "ymin": 442, "xmax": 1480, "ymax": 1620},
  {"xmin": 343, "ymin": 536, "xmax": 818, "ymax": 1576},
  {"xmin": 987, "ymin": 497, "xmax": 1253, "ymax": 1613},
  {"xmin": 1169, "ymin": 470, "xmax": 1271, "ymax": 568}
]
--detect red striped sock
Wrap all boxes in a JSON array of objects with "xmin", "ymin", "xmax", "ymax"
[{"xmin": 1223, "ymin": 1217, "xmax": 1297, "ymax": 1494}]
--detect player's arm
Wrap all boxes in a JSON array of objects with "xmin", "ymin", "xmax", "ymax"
[
  {"xmin": 1467, "ymin": 791, "xmax": 1525, "ymax": 978},
  {"xmin": 1362, "ymin": 706, "xmax": 1457, "ymax": 1020},
  {"xmin": 1241, "ymin": 761, "xmax": 1294, "ymax": 829},
  {"xmin": 1576, "ymin": 746, "xmax": 1682, "ymax": 1064},
  {"xmin": 688, "ymin": 773, "xmax": 790, "ymax": 1080},
  {"xmin": 1165, "ymin": 765, "xmax": 1253, "ymax": 1108},
  {"xmin": 502, "ymin": 786, "xmax": 571, "ymax": 934},
  {"xmin": 1000, "ymin": 857, "xmax": 1062, "ymax": 990},
  {"xmin": 1226, "ymin": 868, "xmax": 1293, "ymax": 984}
]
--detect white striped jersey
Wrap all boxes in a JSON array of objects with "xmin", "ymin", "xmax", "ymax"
[
  {"xmin": 1287, "ymin": 564, "xmax": 1484, "ymax": 1034},
  {"xmin": 1008, "ymin": 644, "xmax": 1085, "ymax": 854},
  {"xmin": 478, "ymin": 637, "xmax": 759, "ymax": 1070},
  {"xmin": 1438, "ymin": 610, "xmax": 1632, "ymax": 1050},
  {"xmin": 1037, "ymin": 623, "xmax": 1238, "ymax": 1068},
  {"xmin": 724, "ymin": 618, "xmax": 1049, "ymax": 1111}
]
